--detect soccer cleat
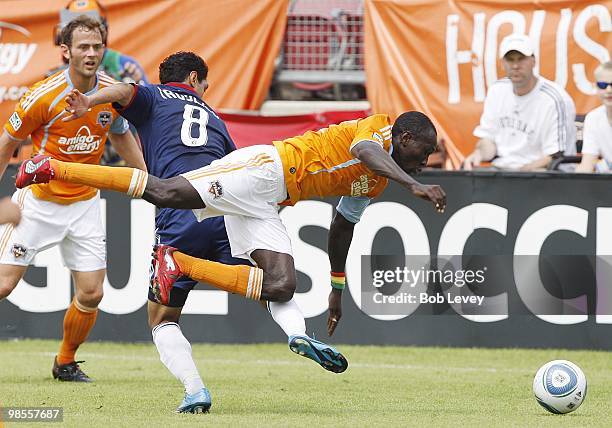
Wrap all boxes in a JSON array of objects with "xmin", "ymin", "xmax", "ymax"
[
  {"xmin": 289, "ymin": 335, "xmax": 348, "ymax": 373},
  {"xmin": 16, "ymin": 155, "xmax": 54, "ymax": 188},
  {"xmin": 150, "ymin": 244, "xmax": 181, "ymax": 305},
  {"xmin": 176, "ymin": 387, "xmax": 212, "ymax": 414},
  {"xmin": 52, "ymin": 356, "xmax": 93, "ymax": 382}
]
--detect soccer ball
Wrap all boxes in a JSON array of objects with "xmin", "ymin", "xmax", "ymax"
[{"xmin": 533, "ymin": 360, "xmax": 587, "ymax": 414}]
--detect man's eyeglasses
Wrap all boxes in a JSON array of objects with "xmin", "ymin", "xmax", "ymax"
[{"xmin": 596, "ymin": 81, "xmax": 612, "ymax": 90}]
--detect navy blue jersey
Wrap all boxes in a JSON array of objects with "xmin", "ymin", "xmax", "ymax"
[
  {"xmin": 114, "ymin": 82, "xmax": 236, "ymax": 179},
  {"xmin": 114, "ymin": 82, "xmax": 246, "ymax": 306}
]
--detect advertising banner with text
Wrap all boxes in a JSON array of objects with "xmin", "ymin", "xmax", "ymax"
[{"xmin": 2, "ymin": 169, "xmax": 612, "ymax": 350}]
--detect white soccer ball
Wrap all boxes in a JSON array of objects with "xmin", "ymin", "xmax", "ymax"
[{"xmin": 533, "ymin": 360, "xmax": 587, "ymax": 414}]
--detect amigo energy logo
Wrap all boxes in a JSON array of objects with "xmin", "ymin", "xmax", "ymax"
[
  {"xmin": 351, "ymin": 174, "xmax": 378, "ymax": 197},
  {"xmin": 0, "ymin": 21, "xmax": 36, "ymax": 102},
  {"xmin": 58, "ymin": 126, "xmax": 102, "ymax": 155}
]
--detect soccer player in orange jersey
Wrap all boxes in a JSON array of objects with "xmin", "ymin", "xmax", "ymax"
[
  {"xmin": 18, "ymin": 110, "xmax": 445, "ymax": 371},
  {"xmin": 0, "ymin": 16, "xmax": 146, "ymax": 382}
]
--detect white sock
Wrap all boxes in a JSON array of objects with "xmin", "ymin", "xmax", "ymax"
[
  {"xmin": 268, "ymin": 298, "xmax": 306, "ymax": 338},
  {"xmin": 152, "ymin": 322, "xmax": 205, "ymax": 395}
]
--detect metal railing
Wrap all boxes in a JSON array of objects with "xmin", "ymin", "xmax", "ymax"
[{"xmin": 277, "ymin": 0, "xmax": 365, "ymax": 84}]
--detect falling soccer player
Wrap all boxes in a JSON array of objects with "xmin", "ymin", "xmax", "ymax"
[{"xmin": 16, "ymin": 107, "xmax": 446, "ymax": 392}]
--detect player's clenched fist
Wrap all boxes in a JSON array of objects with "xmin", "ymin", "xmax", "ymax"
[{"xmin": 410, "ymin": 183, "xmax": 446, "ymax": 213}]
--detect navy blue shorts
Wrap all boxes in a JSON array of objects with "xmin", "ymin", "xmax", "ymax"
[{"xmin": 148, "ymin": 208, "xmax": 250, "ymax": 307}]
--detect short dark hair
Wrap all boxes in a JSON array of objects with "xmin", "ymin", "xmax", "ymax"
[
  {"xmin": 60, "ymin": 15, "xmax": 106, "ymax": 48},
  {"xmin": 392, "ymin": 111, "xmax": 437, "ymax": 147},
  {"xmin": 159, "ymin": 52, "xmax": 208, "ymax": 84}
]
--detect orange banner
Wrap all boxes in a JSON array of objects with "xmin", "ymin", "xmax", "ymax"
[
  {"xmin": 365, "ymin": 0, "xmax": 611, "ymax": 167},
  {"xmin": 0, "ymin": 0, "xmax": 288, "ymax": 128}
]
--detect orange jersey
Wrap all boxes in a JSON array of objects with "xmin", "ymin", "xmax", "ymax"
[
  {"xmin": 4, "ymin": 70, "xmax": 126, "ymax": 204},
  {"xmin": 273, "ymin": 114, "xmax": 392, "ymax": 205}
]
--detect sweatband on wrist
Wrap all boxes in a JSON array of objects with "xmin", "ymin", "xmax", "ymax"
[{"xmin": 331, "ymin": 271, "xmax": 346, "ymax": 290}]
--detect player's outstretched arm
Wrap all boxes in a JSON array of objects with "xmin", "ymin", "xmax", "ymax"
[
  {"xmin": 63, "ymin": 83, "xmax": 135, "ymax": 122},
  {"xmin": 0, "ymin": 131, "xmax": 22, "ymax": 182},
  {"xmin": 327, "ymin": 211, "xmax": 356, "ymax": 336},
  {"xmin": 107, "ymin": 132, "xmax": 147, "ymax": 171},
  {"xmin": 352, "ymin": 142, "xmax": 446, "ymax": 212}
]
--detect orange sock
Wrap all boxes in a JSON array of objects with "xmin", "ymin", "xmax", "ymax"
[
  {"xmin": 173, "ymin": 251, "xmax": 264, "ymax": 300},
  {"xmin": 50, "ymin": 159, "xmax": 148, "ymax": 197},
  {"xmin": 57, "ymin": 299, "xmax": 98, "ymax": 365}
]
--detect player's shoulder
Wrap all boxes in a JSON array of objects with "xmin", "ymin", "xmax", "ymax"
[
  {"xmin": 348, "ymin": 114, "xmax": 391, "ymax": 148},
  {"xmin": 18, "ymin": 70, "xmax": 68, "ymax": 113},
  {"xmin": 358, "ymin": 114, "xmax": 391, "ymax": 130},
  {"xmin": 97, "ymin": 71, "xmax": 120, "ymax": 88}
]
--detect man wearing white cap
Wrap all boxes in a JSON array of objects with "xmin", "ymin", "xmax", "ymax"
[{"xmin": 464, "ymin": 33, "xmax": 576, "ymax": 170}]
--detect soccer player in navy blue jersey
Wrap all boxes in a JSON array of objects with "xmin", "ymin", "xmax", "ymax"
[
  {"xmin": 59, "ymin": 52, "xmax": 329, "ymax": 414},
  {"xmin": 104, "ymin": 52, "xmax": 237, "ymax": 413}
]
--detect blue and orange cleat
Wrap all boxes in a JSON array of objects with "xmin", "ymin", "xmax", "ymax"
[
  {"xmin": 176, "ymin": 387, "xmax": 212, "ymax": 414},
  {"xmin": 289, "ymin": 335, "xmax": 348, "ymax": 373},
  {"xmin": 16, "ymin": 155, "xmax": 54, "ymax": 188},
  {"xmin": 150, "ymin": 244, "xmax": 181, "ymax": 305}
]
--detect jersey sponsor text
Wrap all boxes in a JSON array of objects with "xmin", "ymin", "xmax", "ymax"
[{"xmin": 57, "ymin": 126, "xmax": 102, "ymax": 155}]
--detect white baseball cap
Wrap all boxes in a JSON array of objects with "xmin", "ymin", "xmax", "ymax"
[{"xmin": 499, "ymin": 33, "xmax": 534, "ymax": 59}]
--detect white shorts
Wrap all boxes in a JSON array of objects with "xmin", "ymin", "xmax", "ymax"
[
  {"xmin": 182, "ymin": 145, "xmax": 292, "ymax": 261},
  {"xmin": 0, "ymin": 188, "xmax": 106, "ymax": 271}
]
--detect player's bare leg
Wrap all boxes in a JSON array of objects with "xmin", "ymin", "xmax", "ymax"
[
  {"xmin": 17, "ymin": 156, "xmax": 204, "ymax": 209},
  {"xmin": 52, "ymin": 269, "xmax": 104, "ymax": 383},
  {"xmin": 148, "ymin": 302, "xmax": 211, "ymax": 413},
  {"xmin": 250, "ymin": 250, "xmax": 296, "ymax": 301}
]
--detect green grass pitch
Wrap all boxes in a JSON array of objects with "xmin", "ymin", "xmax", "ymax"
[{"xmin": 0, "ymin": 339, "xmax": 611, "ymax": 427}]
